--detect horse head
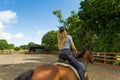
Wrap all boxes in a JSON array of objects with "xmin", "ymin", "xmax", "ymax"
[{"xmin": 76, "ymin": 46, "xmax": 94, "ymax": 64}]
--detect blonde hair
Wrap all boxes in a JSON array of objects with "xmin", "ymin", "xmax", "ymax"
[{"xmin": 58, "ymin": 30, "xmax": 67, "ymax": 49}]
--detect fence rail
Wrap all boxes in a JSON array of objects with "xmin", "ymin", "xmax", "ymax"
[{"xmin": 93, "ymin": 52, "xmax": 120, "ymax": 69}]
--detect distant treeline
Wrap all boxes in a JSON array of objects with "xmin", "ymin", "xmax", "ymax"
[{"xmin": 0, "ymin": 39, "xmax": 38, "ymax": 51}]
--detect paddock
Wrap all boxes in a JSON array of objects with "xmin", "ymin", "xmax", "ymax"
[{"xmin": 0, "ymin": 54, "xmax": 120, "ymax": 80}]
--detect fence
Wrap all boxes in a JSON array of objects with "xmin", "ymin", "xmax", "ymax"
[
  {"xmin": 93, "ymin": 52, "xmax": 120, "ymax": 69},
  {"xmin": 0, "ymin": 50, "xmax": 27, "ymax": 54},
  {"xmin": 1, "ymin": 50, "xmax": 120, "ymax": 69}
]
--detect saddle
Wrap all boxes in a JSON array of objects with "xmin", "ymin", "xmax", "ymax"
[
  {"xmin": 57, "ymin": 59, "xmax": 87, "ymax": 72},
  {"xmin": 53, "ymin": 62, "xmax": 80, "ymax": 80},
  {"xmin": 53, "ymin": 59, "xmax": 86, "ymax": 80}
]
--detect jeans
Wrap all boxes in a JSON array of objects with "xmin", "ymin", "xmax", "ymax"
[{"xmin": 59, "ymin": 49, "xmax": 85, "ymax": 80}]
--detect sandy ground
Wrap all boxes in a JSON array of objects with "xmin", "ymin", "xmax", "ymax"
[{"xmin": 0, "ymin": 54, "xmax": 120, "ymax": 80}]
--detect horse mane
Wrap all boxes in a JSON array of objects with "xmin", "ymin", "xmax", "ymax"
[
  {"xmin": 15, "ymin": 69, "xmax": 33, "ymax": 80},
  {"xmin": 76, "ymin": 46, "xmax": 88, "ymax": 59}
]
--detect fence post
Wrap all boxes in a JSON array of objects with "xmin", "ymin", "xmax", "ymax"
[{"xmin": 104, "ymin": 52, "xmax": 106, "ymax": 65}]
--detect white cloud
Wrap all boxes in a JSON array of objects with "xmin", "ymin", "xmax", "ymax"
[
  {"xmin": 0, "ymin": 22, "xmax": 4, "ymax": 31},
  {"xmin": 0, "ymin": 32, "xmax": 12, "ymax": 40},
  {"xmin": 0, "ymin": 10, "xmax": 19, "ymax": 40},
  {"xmin": 0, "ymin": 10, "xmax": 17, "ymax": 32},
  {"xmin": 0, "ymin": 32, "xmax": 24, "ymax": 40},
  {"xmin": 0, "ymin": 10, "xmax": 17, "ymax": 24},
  {"xmin": 14, "ymin": 33, "xmax": 24, "ymax": 38},
  {"xmin": 0, "ymin": 10, "xmax": 25, "ymax": 46}
]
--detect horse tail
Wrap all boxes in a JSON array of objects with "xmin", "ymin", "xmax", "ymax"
[{"xmin": 15, "ymin": 69, "xmax": 34, "ymax": 80}]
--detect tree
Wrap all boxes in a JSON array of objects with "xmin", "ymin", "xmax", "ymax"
[
  {"xmin": 0, "ymin": 39, "xmax": 9, "ymax": 50},
  {"xmin": 53, "ymin": 10, "xmax": 68, "ymax": 27},
  {"xmin": 78, "ymin": 0, "xmax": 120, "ymax": 51},
  {"xmin": 20, "ymin": 45, "xmax": 27, "ymax": 50},
  {"xmin": 8, "ymin": 44, "xmax": 14, "ymax": 49},
  {"xmin": 14, "ymin": 47, "xmax": 20, "ymax": 51},
  {"xmin": 27, "ymin": 42, "xmax": 36, "ymax": 49},
  {"xmin": 41, "ymin": 30, "xmax": 58, "ymax": 51}
]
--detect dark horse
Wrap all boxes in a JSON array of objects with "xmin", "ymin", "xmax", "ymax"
[{"xmin": 15, "ymin": 47, "xmax": 94, "ymax": 80}]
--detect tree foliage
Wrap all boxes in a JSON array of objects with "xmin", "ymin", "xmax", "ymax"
[
  {"xmin": 14, "ymin": 47, "xmax": 20, "ymax": 51},
  {"xmin": 53, "ymin": 10, "xmax": 67, "ymax": 25},
  {"xmin": 20, "ymin": 42, "xmax": 37, "ymax": 50},
  {"xmin": 0, "ymin": 39, "xmax": 38, "ymax": 50},
  {"xmin": 27, "ymin": 42, "xmax": 36, "ymax": 49},
  {"xmin": 0, "ymin": 39, "xmax": 9, "ymax": 50},
  {"xmin": 20, "ymin": 45, "xmax": 27, "ymax": 50},
  {"xmin": 41, "ymin": 31, "xmax": 58, "ymax": 51},
  {"xmin": 8, "ymin": 44, "xmax": 15, "ymax": 49},
  {"xmin": 78, "ymin": 0, "xmax": 120, "ymax": 51}
]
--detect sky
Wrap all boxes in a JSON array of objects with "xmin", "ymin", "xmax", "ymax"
[{"xmin": 0, "ymin": 0, "xmax": 83, "ymax": 46}]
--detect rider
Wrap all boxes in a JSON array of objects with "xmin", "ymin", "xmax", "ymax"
[{"xmin": 58, "ymin": 26, "xmax": 85, "ymax": 80}]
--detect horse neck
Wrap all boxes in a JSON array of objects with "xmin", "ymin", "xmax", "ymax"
[
  {"xmin": 79, "ymin": 58, "xmax": 89, "ymax": 67},
  {"xmin": 79, "ymin": 51, "xmax": 89, "ymax": 67}
]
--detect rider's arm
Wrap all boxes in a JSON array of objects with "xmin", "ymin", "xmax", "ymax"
[{"xmin": 70, "ymin": 39, "xmax": 77, "ymax": 54}]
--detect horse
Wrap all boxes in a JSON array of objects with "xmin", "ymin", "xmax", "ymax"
[{"xmin": 15, "ymin": 47, "xmax": 94, "ymax": 80}]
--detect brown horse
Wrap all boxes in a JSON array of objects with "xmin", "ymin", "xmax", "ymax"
[{"xmin": 15, "ymin": 47, "xmax": 94, "ymax": 80}]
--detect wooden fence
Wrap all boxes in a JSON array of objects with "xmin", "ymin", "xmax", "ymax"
[{"xmin": 93, "ymin": 52, "xmax": 120, "ymax": 69}]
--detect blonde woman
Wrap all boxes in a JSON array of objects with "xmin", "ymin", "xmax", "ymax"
[{"xmin": 58, "ymin": 26, "xmax": 85, "ymax": 80}]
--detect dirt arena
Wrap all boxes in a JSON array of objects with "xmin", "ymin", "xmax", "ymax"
[{"xmin": 0, "ymin": 54, "xmax": 120, "ymax": 80}]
